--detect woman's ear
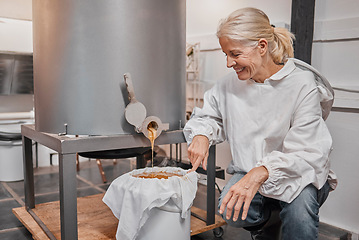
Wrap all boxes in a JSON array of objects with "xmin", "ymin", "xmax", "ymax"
[{"xmin": 258, "ymin": 38, "xmax": 268, "ymax": 56}]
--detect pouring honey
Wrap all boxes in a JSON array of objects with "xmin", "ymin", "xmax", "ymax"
[
  {"xmin": 132, "ymin": 121, "xmax": 182, "ymax": 179},
  {"xmin": 147, "ymin": 121, "xmax": 157, "ymax": 169}
]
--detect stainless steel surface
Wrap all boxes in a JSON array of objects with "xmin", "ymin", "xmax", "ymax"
[
  {"xmin": 59, "ymin": 153, "xmax": 78, "ymax": 239},
  {"xmin": 0, "ymin": 52, "xmax": 34, "ymax": 95},
  {"xmin": 21, "ymin": 124, "xmax": 186, "ymax": 154},
  {"xmin": 32, "ymin": 0, "xmax": 186, "ymax": 135},
  {"xmin": 23, "ymin": 135, "xmax": 34, "ymax": 209}
]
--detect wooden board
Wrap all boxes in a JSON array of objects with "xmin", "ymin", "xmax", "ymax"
[
  {"xmin": 13, "ymin": 194, "xmax": 117, "ymax": 240},
  {"xmin": 190, "ymin": 207, "xmax": 226, "ymax": 236},
  {"xmin": 13, "ymin": 194, "xmax": 226, "ymax": 239},
  {"xmin": 13, "ymin": 207, "xmax": 50, "ymax": 240}
]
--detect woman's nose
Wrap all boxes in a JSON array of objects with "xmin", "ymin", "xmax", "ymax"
[{"xmin": 226, "ymin": 57, "xmax": 236, "ymax": 68}]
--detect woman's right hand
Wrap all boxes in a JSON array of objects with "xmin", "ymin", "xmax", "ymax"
[{"xmin": 188, "ymin": 135, "xmax": 210, "ymax": 172}]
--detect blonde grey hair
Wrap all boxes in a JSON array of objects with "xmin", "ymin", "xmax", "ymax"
[{"xmin": 217, "ymin": 7, "xmax": 295, "ymax": 64}]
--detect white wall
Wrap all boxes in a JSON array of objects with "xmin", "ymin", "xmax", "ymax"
[
  {"xmin": 186, "ymin": 0, "xmax": 291, "ymax": 37},
  {"xmin": 0, "ymin": 0, "xmax": 32, "ymax": 20},
  {"xmin": 0, "ymin": 0, "xmax": 32, "ymax": 52},
  {"xmin": 314, "ymin": 0, "xmax": 359, "ymax": 21},
  {"xmin": 312, "ymin": 0, "xmax": 359, "ymax": 237},
  {"xmin": 323, "ymin": 111, "xmax": 359, "ymax": 236},
  {"xmin": 313, "ymin": 0, "xmax": 359, "ymax": 88},
  {"xmin": 0, "ymin": 17, "xmax": 32, "ymax": 53}
]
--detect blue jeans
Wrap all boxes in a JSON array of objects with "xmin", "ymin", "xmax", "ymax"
[{"xmin": 218, "ymin": 172, "xmax": 331, "ymax": 240}]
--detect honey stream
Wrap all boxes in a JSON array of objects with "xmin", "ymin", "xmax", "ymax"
[
  {"xmin": 132, "ymin": 126, "xmax": 182, "ymax": 179},
  {"xmin": 147, "ymin": 126, "xmax": 156, "ymax": 169}
]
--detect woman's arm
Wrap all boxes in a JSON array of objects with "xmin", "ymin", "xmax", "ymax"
[
  {"xmin": 257, "ymin": 86, "xmax": 332, "ymax": 203},
  {"xmin": 183, "ymin": 85, "xmax": 226, "ymax": 171}
]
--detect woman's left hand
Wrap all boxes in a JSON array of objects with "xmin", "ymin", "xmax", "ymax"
[{"xmin": 219, "ymin": 166, "xmax": 269, "ymax": 221}]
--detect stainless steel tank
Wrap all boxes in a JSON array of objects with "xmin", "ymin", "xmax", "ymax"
[{"xmin": 32, "ymin": 0, "xmax": 186, "ymax": 135}]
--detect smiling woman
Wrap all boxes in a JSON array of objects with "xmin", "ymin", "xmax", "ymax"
[{"xmin": 183, "ymin": 7, "xmax": 337, "ymax": 240}]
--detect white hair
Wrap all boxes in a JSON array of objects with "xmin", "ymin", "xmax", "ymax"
[{"xmin": 217, "ymin": 7, "xmax": 295, "ymax": 64}]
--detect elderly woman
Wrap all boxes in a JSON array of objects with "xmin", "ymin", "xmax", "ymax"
[{"xmin": 184, "ymin": 7, "xmax": 337, "ymax": 239}]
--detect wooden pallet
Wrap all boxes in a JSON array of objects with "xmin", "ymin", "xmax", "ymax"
[
  {"xmin": 190, "ymin": 206, "xmax": 226, "ymax": 236},
  {"xmin": 13, "ymin": 193, "xmax": 226, "ymax": 240}
]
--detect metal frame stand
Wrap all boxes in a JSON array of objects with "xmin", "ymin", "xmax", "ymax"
[{"xmin": 21, "ymin": 124, "xmax": 219, "ymax": 239}]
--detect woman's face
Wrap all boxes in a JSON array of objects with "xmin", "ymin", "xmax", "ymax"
[{"xmin": 219, "ymin": 37, "xmax": 265, "ymax": 82}]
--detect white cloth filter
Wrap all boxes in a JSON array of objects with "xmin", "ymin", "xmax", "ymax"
[{"xmin": 103, "ymin": 167, "xmax": 198, "ymax": 240}]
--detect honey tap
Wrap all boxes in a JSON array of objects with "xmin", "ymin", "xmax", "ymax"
[{"xmin": 123, "ymin": 73, "xmax": 169, "ymax": 139}]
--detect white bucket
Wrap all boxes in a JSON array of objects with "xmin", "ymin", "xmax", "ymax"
[
  {"xmin": 0, "ymin": 140, "xmax": 24, "ymax": 182},
  {"xmin": 136, "ymin": 199, "xmax": 191, "ymax": 240},
  {"xmin": 103, "ymin": 167, "xmax": 198, "ymax": 240}
]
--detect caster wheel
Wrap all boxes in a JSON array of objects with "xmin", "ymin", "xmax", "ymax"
[{"xmin": 213, "ymin": 227, "xmax": 224, "ymax": 238}]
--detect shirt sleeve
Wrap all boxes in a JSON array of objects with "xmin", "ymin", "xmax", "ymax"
[
  {"xmin": 183, "ymin": 84, "xmax": 226, "ymax": 146},
  {"xmin": 256, "ymin": 85, "xmax": 333, "ymax": 203}
]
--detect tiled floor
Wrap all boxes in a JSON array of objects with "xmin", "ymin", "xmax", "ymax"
[{"xmin": 0, "ymin": 158, "xmax": 349, "ymax": 240}]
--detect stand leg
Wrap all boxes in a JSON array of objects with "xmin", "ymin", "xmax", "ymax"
[
  {"xmin": 96, "ymin": 159, "xmax": 107, "ymax": 183},
  {"xmin": 207, "ymin": 145, "xmax": 216, "ymax": 225},
  {"xmin": 136, "ymin": 155, "xmax": 146, "ymax": 169},
  {"xmin": 23, "ymin": 136, "xmax": 35, "ymax": 209},
  {"xmin": 76, "ymin": 153, "xmax": 80, "ymax": 172},
  {"xmin": 59, "ymin": 153, "xmax": 78, "ymax": 239}
]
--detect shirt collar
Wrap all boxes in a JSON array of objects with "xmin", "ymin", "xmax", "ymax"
[{"xmin": 268, "ymin": 58, "xmax": 296, "ymax": 81}]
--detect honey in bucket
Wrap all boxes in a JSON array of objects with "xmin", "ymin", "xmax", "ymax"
[
  {"xmin": 132, "ymin": 122, "xmax": 183, "ymax": 179},
  {"xmin": 132, "ymin": 171, "xmax": 182, "ymax": 179}
]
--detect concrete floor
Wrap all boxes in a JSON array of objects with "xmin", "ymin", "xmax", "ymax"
[{"xmin": 0, "ymin": 157, "xmax": 349, "ymax": 240}]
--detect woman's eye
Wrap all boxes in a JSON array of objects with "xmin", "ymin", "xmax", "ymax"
[
  {"xmin": 224, "ymin": 52, "xmax": 240, "ymax": 57},
  {"xmin": 231, "ymin": 53, "xmax": 240, "ymax": 57}
]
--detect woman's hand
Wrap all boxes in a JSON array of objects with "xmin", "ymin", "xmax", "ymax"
[
  {"xmin": 219, "ymin": 166, "xmax": 269, "ymax": 221},
  {"xmin": 188, "ymin": 135, "xmax": 210, "ymax": 172}
]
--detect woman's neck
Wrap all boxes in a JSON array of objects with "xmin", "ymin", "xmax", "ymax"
[{"xmin": 252, "ymin": 59, "xmax": 283, "ymax": 83}]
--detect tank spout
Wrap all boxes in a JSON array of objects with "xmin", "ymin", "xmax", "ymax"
[
  {"xmin": 123, "ymin": 73, "xmax": 169, "ymax": 139},
  {"xmin": 141, "ymin": 116, "xmax": 169, "ymax": 140}
]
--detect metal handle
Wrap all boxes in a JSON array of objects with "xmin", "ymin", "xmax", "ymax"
[{"xmin": 123, "ymin": 73, "xmax": 137, "ymax": 102}]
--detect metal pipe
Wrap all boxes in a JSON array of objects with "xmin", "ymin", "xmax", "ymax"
[{"xmin": 0, "ymin": 111, "xmax": 34, "ymax": 120}]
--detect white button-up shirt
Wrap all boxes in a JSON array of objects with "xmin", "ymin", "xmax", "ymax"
[{"xmin": 183, "ymin": 59, "xmax": 337, "ymax": 203}]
